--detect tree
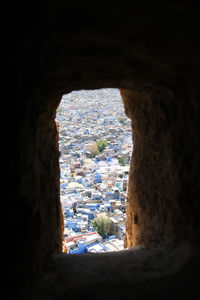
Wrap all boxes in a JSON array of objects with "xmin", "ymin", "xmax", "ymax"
[
  {"xmin": 92, "ymin": 215, "xmax": 111, "ymax": 237},
  {"xmin": 96, "ymin": 139, "xmax": 108, "ymax": 153},
  {"xmin": 118, "ymin": 157, "xmax": 126, "ymax": 166},
  {"xmin": 118, "ymin": 116, "xmax": 125, "ymax": 124}
]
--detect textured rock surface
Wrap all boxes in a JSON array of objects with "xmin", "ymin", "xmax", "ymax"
[
  {"xmin": 34, "ymin": 242, "xmax": 199, "ymax": 300},
  {"xmin": 121, "ymin": 86, "xmax": 200, "ymax": 248},
  {"xmin": 6, "ymin": 1, "xmax": 200, "ymax": 299}
]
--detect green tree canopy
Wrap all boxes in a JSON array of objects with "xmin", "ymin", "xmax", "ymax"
[
  {"xmin": 118, "ymin": 157, "xmax": 126, "ymax": 166},
  {"xmin": 96, "ymin": 139, "xmax": 109, "ymax": 153},
  {"xmin": 118, "ymin": 116, "xmax": 125, "ymax": 124},
  {"xmin": 92, "ymin": 215, "xmax": 111, "ymax": 237}
]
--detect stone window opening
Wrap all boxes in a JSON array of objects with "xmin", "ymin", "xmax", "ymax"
[
  {"xmin": 33, "ymin": 85, "xmax": 196, "ymax": 299},
  {"xmin": 55, "ymin": 88, "xmax": 133, "ymax": 254},
  {"xmin": 19, "ymin": 81, "xmax": 198, "ymax": 300}
]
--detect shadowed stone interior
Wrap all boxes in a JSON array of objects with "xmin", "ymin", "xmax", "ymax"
[{"xmin": 7, "ymin": 1, "xmax": 200, "ymax": 299}]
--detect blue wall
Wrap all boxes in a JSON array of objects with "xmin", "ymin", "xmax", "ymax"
[{"xmin": 69, "ymin": 240, "xmax": 87, "ymax": 254}]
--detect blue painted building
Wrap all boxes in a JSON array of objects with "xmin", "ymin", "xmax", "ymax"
[
  {"xmin": 86, "ymin": 242, "xmax": 106, "ymax": 253},
  {"xmin": 94, "ymin": 172, "xmax": 102, "ymax": 184},
  {"xmin": 104, "ymin": 192, "xmax": 115, "ymax": 200},
  {"xmin": 63, "ymin": 207, "xmax": 74, "ymax": 218},
  {"xmin": 87, "ymin": 211, "xmax": 96, "ymax": 220},
  {"xmin": 92, "ymin": 192, "xmax": 102, "ymax": 200},
  {"xmin": 68, "ymin": 239, "xmax": 87, "ymax": 254},
  {"xmin": 105, "ymin": 202, "xmax": 111, "ymax": 211}
]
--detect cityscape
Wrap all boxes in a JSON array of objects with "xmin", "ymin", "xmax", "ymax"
[{"xmin": 56, "ymin": 88, "xmax": 132, "ymax": 254}]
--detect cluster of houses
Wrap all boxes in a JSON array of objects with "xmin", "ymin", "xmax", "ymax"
[{"xmin": 56, "ymin": 89, "xmax": 132, "ymax": 254}]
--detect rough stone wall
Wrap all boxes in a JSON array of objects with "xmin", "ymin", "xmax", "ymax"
[
  {"xmin": 15, "ymin": 99, "xmax": 63, "ymax": 294},
  {"xmin": 121, "ymin": 85, "xmax": 200, "ymax": 247}
]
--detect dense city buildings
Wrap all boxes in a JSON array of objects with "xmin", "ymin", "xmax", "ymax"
[{"xmin": 56, "ymin": 88, "xmax": 132, "ymax": 254}]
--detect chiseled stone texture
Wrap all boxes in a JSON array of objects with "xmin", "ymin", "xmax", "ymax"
[{"xmin": 121, "ymin": 87, "xmax": 188, "ymax": 248}]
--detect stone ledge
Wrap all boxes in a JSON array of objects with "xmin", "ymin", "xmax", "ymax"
[{"xmin": 34, "ymin": 242, "xmax": 197, "ymax": 299}]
